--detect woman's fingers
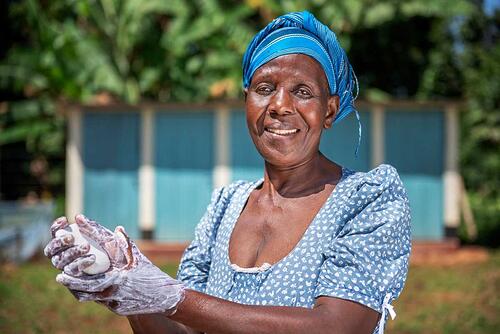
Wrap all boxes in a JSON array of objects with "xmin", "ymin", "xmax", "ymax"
[
  {"xmin": 44, "ymin": 233, "xmax": 75, "ymax": 258},
  {"xmin": 75, "ymin": 214, "xmax": 114, "ymax": 243},
  {"xmin": 69, "ymin": 289, "xmax": 98, "ymax": 302},
  {"xmin": 63, "ymin": 254, "xmax": 96, "ymax": 277},
  {"xmin": 51, "ymin": 243, "xmax": 90, "ymax": 270},
  {"xmin": 70, "ymin": 285, "xmax": 117, "ymax": 302},
  {"xmin": 56, "ymin": 272, "xmax": 116, "ymax": 293},
  {"xmin": 50, "ymin": 216, "xmax": 69, "ymax": 238}
]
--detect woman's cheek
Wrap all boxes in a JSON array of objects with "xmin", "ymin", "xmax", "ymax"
[
  {"xmin": 299, "ymin": 101, "xmax": 325, "ymax": 124},
  {"xmin": 247, "ymin": 94, "xmax": 270, "ymax": 109}
]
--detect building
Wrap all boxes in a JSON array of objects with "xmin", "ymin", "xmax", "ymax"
[{"xmin": 65, "ymin": 101, "xmax": 461, "ymax": 247}]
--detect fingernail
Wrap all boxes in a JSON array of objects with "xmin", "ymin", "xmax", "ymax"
[
  {"xmin": 80, "ymin": 243, "xmax": 90, "ymax": 252},
  {"xmin": 115, "ymin": 226, "xmax": 127, "ymax": 240},
  {"xmin": 51, "ymin": 254, "xmax": 60, "ymax": 264},
  {"xmin": 62, "ymin": 234, "xmax": 74, "ymax": 245},
  {"xmin": 75, "ymin": 214, "xmax": 86, "ymax": 224},
  {"xmin": 56, "ymin": 274, "xmax": 64, "ymax": 283},
  {"xmin": 54, "ymin": 216, "xmax": 67, "ymax": 224}
]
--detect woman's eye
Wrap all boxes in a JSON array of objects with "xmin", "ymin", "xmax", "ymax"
[
  {"xmin": 256, "ymin": 85, "xmax": 273, "ymax": 95},
  {"xmin": 296, "ymin": 88, "xmax": 312, "ymax": 98}
]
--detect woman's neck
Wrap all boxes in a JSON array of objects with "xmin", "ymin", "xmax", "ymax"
[{"xmin": 261, "ymin": 152, "xmax": 341, "ymax": 199}]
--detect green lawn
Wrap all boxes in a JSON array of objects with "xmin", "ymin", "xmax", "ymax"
[
  {"xmin": 1, "ymin": 252, "xmax": 498, "ymax": 334},
  {"xmin": 389, "ymin": 251, "xmax": 500, "ymax": 334}
]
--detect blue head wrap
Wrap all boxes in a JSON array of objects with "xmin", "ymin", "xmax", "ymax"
[{"xmin": 242, "ymin": 11, "xmax": 361, "ymax": 155}]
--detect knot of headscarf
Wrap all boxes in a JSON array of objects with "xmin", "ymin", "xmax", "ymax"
[{"xmin": 242, "ymin": 11, "xmax": 361, "ymax": 155}]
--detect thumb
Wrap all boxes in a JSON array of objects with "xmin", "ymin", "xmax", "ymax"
[{"xmin": 114, "ymin": 226, "xmax": 135, "ymax": 269}]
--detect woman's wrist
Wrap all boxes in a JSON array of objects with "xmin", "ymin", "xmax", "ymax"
[{"xmin": 165, "ymin": 285, "xmax": 187, "ymax": 317}]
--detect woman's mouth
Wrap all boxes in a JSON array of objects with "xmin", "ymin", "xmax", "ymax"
[{"xmin": 265, "ymin": 128, "xmax": 300, "ymax": 136}]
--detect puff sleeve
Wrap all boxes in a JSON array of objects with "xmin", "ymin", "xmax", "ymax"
[
  {"xmin": 176, "ymin": 186, "xmax": 226, "ymax": 292},
  {"xmin": 315, "ymin": 165, "xmax": 411, "ymax": 331}
]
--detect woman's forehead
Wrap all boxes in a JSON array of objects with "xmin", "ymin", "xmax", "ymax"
[{"xmin": 251, "ymin": 54, "xmax": 329, "ymax": 86}]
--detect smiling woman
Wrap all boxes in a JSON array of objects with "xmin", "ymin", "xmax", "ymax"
[
  {"xmin": 43, "ymin": 11, "xmax": 411, "ymax": 334},
  {"xmin": 245, "ymin": 54, "xmax": 337, "ymax": 167}
]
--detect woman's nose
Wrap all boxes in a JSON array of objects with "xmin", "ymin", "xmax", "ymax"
[{"xmin": 268, "ymin": 88, "xmax": 293, "ymax": 115}]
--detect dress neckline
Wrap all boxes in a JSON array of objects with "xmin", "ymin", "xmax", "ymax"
[{"xmin": 226, "ymin": 166, "xmax": 351, "ymax": 273}]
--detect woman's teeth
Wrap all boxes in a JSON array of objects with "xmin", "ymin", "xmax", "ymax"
[{"xmin": 266, "ymin": 128, "xmax": 299, "ymax": 136}]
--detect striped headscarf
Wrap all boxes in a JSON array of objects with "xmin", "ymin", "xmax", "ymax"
[{"xmin": 242, "ymin": 11, "xmax": 361, "ymax": 154}]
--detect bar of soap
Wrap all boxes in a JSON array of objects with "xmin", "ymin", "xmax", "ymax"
[{"xmin": 55, "ymin": 223, "xmax": 111, "ymax": 275}]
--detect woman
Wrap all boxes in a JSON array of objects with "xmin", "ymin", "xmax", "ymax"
[{"xmin": 45, "ymin": 11, "xmax": 411, "ymax": 334}]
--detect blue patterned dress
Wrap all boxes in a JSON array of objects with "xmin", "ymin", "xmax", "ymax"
[{"xmin": 177, "ymin": 164, "xmax": 412, "ymax": 334}]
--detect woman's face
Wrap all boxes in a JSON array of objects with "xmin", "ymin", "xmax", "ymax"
[{"xmin": 245, "ymin": 54, "xmax": 339, "ymax": 168}]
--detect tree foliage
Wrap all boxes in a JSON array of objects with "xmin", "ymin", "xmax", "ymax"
[
  {"xmin": 457, "ymin": 4, "xmax": 499, "ymax": 247},
  {"xmin": 0, "ymin": 0, "xmax": 498, "ymax": 245},
  {"xmin": 0, "ymin": 0, "xmax": 474, "ymax": 105}
]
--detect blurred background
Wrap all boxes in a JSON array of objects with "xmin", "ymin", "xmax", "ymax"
[{"xmin": 0, "ymin": 0, "xmax": 498, "ymax": 333}]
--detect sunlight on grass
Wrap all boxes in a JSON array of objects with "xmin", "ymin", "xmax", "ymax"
[
  {"xmin": 1, "ymin": 252, "xmax": 499, "ymax": 333},
  {"xmin": 388, "ymin": 251, "xmax": 500, "ymax": 334}
]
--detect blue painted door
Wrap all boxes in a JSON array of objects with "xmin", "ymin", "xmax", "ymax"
[
  {"xmin": 384, "ymin": 109, "xmax": 444, "ymax": 240},
  {"xmin": 155, "ymin": 111, "xmax": 214, "ymax": 241},
  {"xmin": 83, "ymin": 111, "xmax": 140, "ymax": 238}
]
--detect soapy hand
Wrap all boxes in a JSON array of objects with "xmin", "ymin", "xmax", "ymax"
[
  {"xmin": 44, "ymin": 215, "xmax": 123, "ymax": 276},
  {"xmin": 45, "ymin": 215, "xmax": 185, "ymax": 316}
]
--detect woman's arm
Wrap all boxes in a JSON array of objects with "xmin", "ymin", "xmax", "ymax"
[
  {"xmin": 167, "ymin": 290, "xmax": 379, "ymax": 334},
  {"xmin": 127, "ymin": 314, "xmax": 200, "ymax": 334}
]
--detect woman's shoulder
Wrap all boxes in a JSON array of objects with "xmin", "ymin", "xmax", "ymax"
[
  {"xmin": 342, "ymin": 163, "xmax": 406, "ymax": 196},
  {"xmin": 335, "ymin": 164, "xmax": 409, "ymax": 220},
  {"xmin": 209, "ymin": 178, "xmax": 262, "ymax": 207},
  {"xmin": 332, "ymin": 164, "xmax": 411, "ymax": 244}
]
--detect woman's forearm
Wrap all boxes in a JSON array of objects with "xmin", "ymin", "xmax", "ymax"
[
  {"xmin": 169, "ymin": 290, "xmax": 350, "ymax": 334},
  {"xmin": 127, "ymin": 289, "xmax": 377, "ymax": 334},
  {"xmin": 127, "ymin": 314, "xmax": 200, "ymax": 334}
]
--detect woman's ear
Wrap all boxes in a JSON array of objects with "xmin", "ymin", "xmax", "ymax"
[
  {"xmin": 324, "ymin": 95, "xmax": 339, "ymax": 129},
  {"xmin": 243, "ymin": 88, "xmax": 248, "ymax": 101}
]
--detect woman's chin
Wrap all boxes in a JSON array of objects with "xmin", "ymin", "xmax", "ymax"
[
  {"xmin": 253, "ymin": 135, "xmax": 318, "ymax": 168},
  {"xmin": 260, "ymin": 149, "xmax": 315, "ymax": 169}
]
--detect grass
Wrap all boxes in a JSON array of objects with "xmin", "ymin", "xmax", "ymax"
[
  {"xmin": 0, "ymin": 261, "xmax": 178, "ymax": 334},
  {"xmin": 1, "ymin": 252, "xmax": 498, "ymax": 334},
  {"xmin": 388, "ymin": 250, "xmax": 500, "ymax": 334}
]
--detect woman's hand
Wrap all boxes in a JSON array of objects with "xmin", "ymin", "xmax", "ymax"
[
  {"xmin": 44, "ymin": 215, "xmax": 185, "ymax": 316},
  {"xmin": 44, "ymin": 215, "xmax": 123, "ymax": 276}
]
